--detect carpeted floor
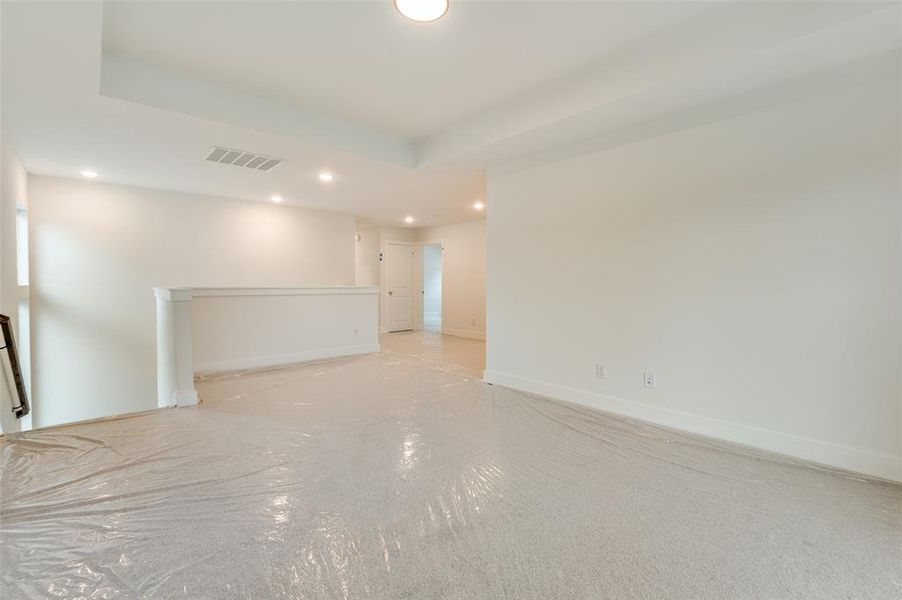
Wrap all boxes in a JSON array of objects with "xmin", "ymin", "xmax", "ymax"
[{"xmin": 1, "ymin": 351, "xmax": 899, "ymax": 599}]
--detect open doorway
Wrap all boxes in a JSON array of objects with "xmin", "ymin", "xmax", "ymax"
[{"xmin": 421, "ymin": 243, "xmax": 442, "ymax": 332}]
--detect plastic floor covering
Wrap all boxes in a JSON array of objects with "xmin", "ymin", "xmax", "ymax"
[{"xmin": 1, "ymin": 351, "xmax": 900, "ymax": 599}]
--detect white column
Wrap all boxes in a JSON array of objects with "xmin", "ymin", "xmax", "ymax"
[{"xmin": 154, "ymin": 287, "xmax": 198, "ymax": 408}]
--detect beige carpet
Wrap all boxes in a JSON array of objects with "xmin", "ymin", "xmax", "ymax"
[{"xmin": 1, "ymin": 351, "xmax": 899, "ymax": 599}]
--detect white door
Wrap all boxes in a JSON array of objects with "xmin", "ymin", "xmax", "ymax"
[{"xmin": 384, "ymin": 241, "xmax": 414, "ymax": 332}]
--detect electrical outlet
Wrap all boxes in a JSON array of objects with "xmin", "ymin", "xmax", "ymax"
[
  {"xmin": 643, "ymin": 371, "xmax": 656, "ymax": 390},
  {"xmin": 596, "ymin": 364, "xmax": 606, "ymax": 379},
  {"xmin": 353, "ymin": 328, "xmax": 359, "ymax": 337}
]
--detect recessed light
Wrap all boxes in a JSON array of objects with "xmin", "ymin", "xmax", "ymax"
[
  {"xmin": 395, "ymin": 0, "xmax": 448, "ymax": 22},
  {"xmin": 271, "ymin": 195, "xmax": 283, "ymax": 203},
  {"xmin": 80, "ymin": 170, "xmax": 98, "ymax": 178},
  {"xmin": 473, "ymin": 201, "xmax": 485, "ymax": 210},
  {"xmin": 318, "ymin": 172, "xmax": 335, "ymax": 183},
  {"xmin": 405, "ymin": 216, "xmax": 414, "ymax": 224}
]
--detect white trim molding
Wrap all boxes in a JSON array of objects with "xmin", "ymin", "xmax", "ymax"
[
  {"xmin": 196, "ymin": 343, "xmax": 380, "ymax": 374},
  {"xmin": 155, "ymin": 288, "xmax": 197, "ymax": 408},
  {"xmin": 154, "ymin": 287, "xmax": 193, "ymax": 302},
  {"xmin": 191, "ymin": 286, "xmax": 378, "ymax": 298},
  {"xmin": 442, "ymin": 327, "xmax": 486, "ymax": 341},
  {"xmin": 484, "ymin": 369, "xmax": 902, "ymax": 483}
]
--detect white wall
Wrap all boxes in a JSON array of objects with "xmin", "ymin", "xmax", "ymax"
[
  {"xmin": 355, "ymin": 224, "xmax": 419, "ymax": 329},
  {"xmin": 422, "ymin": 244, "xmax": 442, "ymax": 318},
  {"xmin": 379, "ymin": 226, "xmax": 418, "ymax": 244},
  {"xmin": 354, "ymin": 224, "xmax": 417, "ymax": 285},
  {"xmin": 418, "ymin": 220, "xmax": 486, "ymax": 339},
  {"xmin": 486, "ymin": 79, "xmax": 901, "ymax": 481},
  {"xmin": 354, "ymin": 221, "xmax": 485, "ymax": 337},
  {"xmin": 29, "ymin": 176, "xmax": 355, "ymax": 428},
  {"xmin": 354, "ymin": 224, "xmax": 380, "ymax": 287},
  {"xmin": 0, "ymin": 148, "xmax": 28, "ymax": 433},
  {"xmin": 190, "ymin": 288, "xmax": 379, "ymax": 373}
]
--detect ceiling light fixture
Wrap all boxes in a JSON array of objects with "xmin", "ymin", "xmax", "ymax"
[
  {"xmin": 271, "ymin": 195, "xmax": 283, "ymax": 203},
  {"xmin": 318, "ymin": 172, "xmax": 335, "ymax": 183},
  {"xmin": 473, "ymin": 201, "xmax": 485, "ymax": 210},
  {"xmin": 394, "ymin": 0, "xmax": 448, "ymax": 23},
  {"xmin": 80, "ymin": 170, "xmax": 98, "ymax": 178},
  {"xmin": 405, "ymin": 216, "xmax": 415, "ymax": 223}
]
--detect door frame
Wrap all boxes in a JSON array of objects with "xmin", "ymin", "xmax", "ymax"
[
  {"xmin": 380, "ymin": 239, "xmax": 416, "ymax": 333},
  {"xmin": 416, "ymin": 239, "xmax": 445, "ymax": 333}
]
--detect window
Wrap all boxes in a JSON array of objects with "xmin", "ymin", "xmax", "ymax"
[{"xmin": 15, "ymin": 207, "xmax": 28, "ymax": 286}]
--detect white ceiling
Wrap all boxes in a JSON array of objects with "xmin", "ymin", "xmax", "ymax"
[
  {"xmin": 2, "ymin": 1, "xmax": 899, "ymax": 226},
  {"xmin": 101, "ymin": 1, "xmax": 702, "ymax": 140}
]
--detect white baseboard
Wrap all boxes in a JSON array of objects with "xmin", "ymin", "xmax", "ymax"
[
  {"xmin": 442, "ymin": 327, "xmax": 486, "ymax": 341},
  {"xmin": 484, "ymin": 369, "xmax": 902, "ymax": 483},
  {"xmin": 174, "ymin": 390, "xmax": 198, "ymax": 407},
  {"xmin": 196, "ymin": 344, "xmax": 380, "ymax": 374}
]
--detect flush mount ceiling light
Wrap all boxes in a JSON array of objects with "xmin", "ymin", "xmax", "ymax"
[
  {"xmin": 473, "ymin": 201, "xmax": 485, "ymax": 210},
  {"xmin": 405, "ymin": 216, "xmax": 415, "ymax": 223},
  {"xmin": 271, "ymin": 195, "xmax": 283, "ymax": 203},
  {"xmin": 318, "ymin": 171, "xmax": 335, "ymax": 183},
  {"xmin": 80, "ymin": 170, "xmax": 98, "ymax": 178},
  {"xmin": 394, "ymin": 0, "xmax": 448, "ymax": 22}
]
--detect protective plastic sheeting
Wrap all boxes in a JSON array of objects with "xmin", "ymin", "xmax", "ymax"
[{"xmin": 1, "ymin": 352, "xmax": 900, "ymax": 599}]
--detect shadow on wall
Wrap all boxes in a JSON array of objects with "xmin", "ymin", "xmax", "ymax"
[{"xmin": 29, "ymin": 287, "xmax": 157, "ymax": 429}]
